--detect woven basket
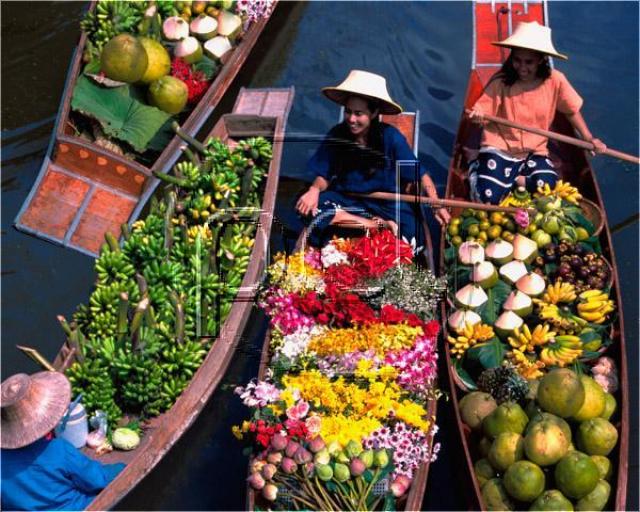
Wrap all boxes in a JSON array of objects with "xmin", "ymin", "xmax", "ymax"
[{"xmin": 577, "ymin": 198, "xmax": 604, "ymax": 237}]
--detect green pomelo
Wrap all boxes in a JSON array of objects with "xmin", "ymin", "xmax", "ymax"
[
  {"xmin": 526, "ymin": 412, "xmax": 572, "ymax": 443},
  {"xmin": 525, "ymin": 399, "xmax": 543, "ymax": 419},
  {"xmin": 576, "ymin": 418, "xmax": 618, "ymax": 456},
  {"xmin": 460, "ymin": 392, "xmax": 497, "ymax": 430},
  {"xmin": 100, "ymin": 34, "xmax": 148, "ymax": 83},
  {"xmin": 474, "ymin": 458, "xmax": 496, "ymax": 487},
  {"xmin": 527, "ymin": 379, "xmax": 541, "ymax": 400},
  {"xmin": 503, "ymin": 461, "xmax": 546, "ymax": 503},
  {"xmin": 483, "ymin": 402, "xmax": 529, "ymax": 439},
  {"xmin": 537, "ymin": 369, "xmax": 585, "ymax": 418},
  {"xmin": 488, "ymin": 432, "xmax": 524, "ymax": 471},
  {"xmin": 600, "ymin": 393, "xmax": 617, "ymax": 420},
  {"xmin": 575, "ymin": 480, "xmax": 611, "ymax": 511},
  {"xmin": 138, "ymin": 37, "xmax": 171, "ymax": 84},
  {"xmin": 529, "ymin": 489, "xmax": 574, "ymax": 511},
  {"xmin": 590, "ymin": 455, "xmax": 612, "ymax": 481},
  {"xmin": 524, "ymin": 420, "xmax": 570, "ymax": 466},
  {"xmin": 481, "ymin": 478, "xmax": 514, "ymax": 511},
  {"xmin": 554, "ymin": 451, "xmax": 600, "ymax": 499},
  {"xmin": 148, "ymin": 76, "xmax": 189, "ymax": 115},
  {"xmin": 572, "ymin": 375, "xmax": 606, "ymax": 422}
]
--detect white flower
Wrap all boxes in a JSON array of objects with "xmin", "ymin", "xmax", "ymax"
[{"xmin": 321, "ymin": 243, "xmax": 348, "ymax": 268}]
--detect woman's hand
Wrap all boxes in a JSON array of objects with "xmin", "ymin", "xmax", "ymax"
[
  {"xmin": 296, "ymin": 187, "xmax": 320, "ymax": 216},
  {"xmin": 435, "ymin": 207, "xmax": 451, "ymax": 227},
  {"xmin": 590, "ymin": 137, "xmax": 607, "ymax": 155},
  {"xmin": 467, "ymin": 109, "xmax": 488, "ymax": 126}
]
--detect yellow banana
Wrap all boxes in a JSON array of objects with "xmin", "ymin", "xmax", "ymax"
[
  {"xmin": 580, "ymin": 289, "xmax": 607, "ymax": 300},
  {"xmin": 577, "ymin": 300, "xmax": 607, "ymax": 312}
]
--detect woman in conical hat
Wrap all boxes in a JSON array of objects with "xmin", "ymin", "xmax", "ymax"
[
  {"xmin": 1, "ymin": 371, "xmax": 124, "ymax": 511},
  {"xmin": 296, "ymin": 69, "xmax": 450, "ymax": 253},
  {"xmin": 467, "ymin": 21, "xmax": 607, "ymax": 205}
]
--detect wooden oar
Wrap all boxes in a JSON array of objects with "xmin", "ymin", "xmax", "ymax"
[
  {"xmin": 477, "ymin": 112, "xmax": 640, "ymax": 165},
  {"xmin": 349, "ymin": 192, "xmax": 536, "ymax": 215}
]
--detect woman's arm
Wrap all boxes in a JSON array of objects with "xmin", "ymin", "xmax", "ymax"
[
  {"xmin": 565, "ymin": 111, "xmax": 607, "ymax": 154},
  {"xmin": 296, "ymin": 176, "xmax": 330, "ymax": 216},
  {"xmin": 420, "ymin": 173, "xmax": 451, "ymax": 226}
]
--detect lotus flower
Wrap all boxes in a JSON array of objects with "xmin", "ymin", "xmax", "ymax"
[
  {"xmin": 294, "ymin": 447, "xmax": 312, "ymax": 465},
  {"xmin": 390, "ymin": 475, "xmax": 411, "ymax": 497},
  {"xmin": 313, "ymin": 448, "xmax": 330, "ymax": 465},
  {"xmin": 262, "ymin": 483, "xmax": 278, "ymax": 501},
  {"xmin": 374, "ymin": 449, "xmax": 390, "ymax": 468},
  {"xmin": 285, "ymin": 440, "xmax": 300, "ymax": 458},
  {"xmin": 360, "ymin": 449, "xmax": 374, "ymax": 468},
  {"xmin": 247, "ymin": 472, "xmax": 265, "ymax": 490},
  {"xmin": 345, "ymin": 440, "xmax": 363, "ymax": 458},
  {"xmin": 315, "ymin": 463, "xmax": 333, "ymax": 481},
  {"xmin": 267, "ymin": 451, "xmax": 282, "ymax": 465},
  {"xmin": 349, "ymin": 457, "xmax": 366, "ymax": 476},
  {"xmin": 308, "ymin": 436, "xmax": 326, "ymax": 453},
  {"xmin": 270, "ymin": 433, "xmax": 288, "ymax": 451},
  {"xmin": 305, "ymin": 415, "xmax": 321, "ymax": 436},
  {"xmin": 333, "ymin": 463, "xmax": 350, "ymax": 482},
  {"xmin": 280, "ymin": 457, "xmax": 298, "ymax": 474},
  {"xmin": 261, "ymin": 463, "xmax": 277, "ymax": 480}
]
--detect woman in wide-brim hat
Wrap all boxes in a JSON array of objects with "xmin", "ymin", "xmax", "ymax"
[
  {"xmin": 296, "ymin": 69, "xmax": 450, "ymax": 253},
  {"xmin": 1, "ymin": 371, "xmax": 125, "ymax": 511},
  {"xmin": 467, "ymin": 21, "xmax": 607, "ymax": 205}
]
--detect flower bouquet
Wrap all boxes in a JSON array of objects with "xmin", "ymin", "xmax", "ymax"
[{"xmin": 234, "ymin": 230, "xmax": 447, "ymax": 510}]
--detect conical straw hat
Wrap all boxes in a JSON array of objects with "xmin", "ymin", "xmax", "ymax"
[
  {"xmin": 1, "ymin": 372, "xmax": 71, "ymax": 449},
  {"xmin": 492, "ymin": 21, "xmax": 568, "ymax": 60},
  {"xmin": 322, "ymin": 69, "xmax": 403, "ymax": 115}
]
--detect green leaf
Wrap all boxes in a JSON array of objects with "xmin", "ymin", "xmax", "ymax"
[
  {"xmin": 71, "ymin": 75, "xmax": 174, "ymax": 153},
  {"xmin": 453, "ymin": 358, "xmax": 477, "ymax": 389},
  {"xmin": 477, "ymin": 280, "xmax": 511, "ymax": 325},
  {"xmin": 461, "ymin": 217, "xmax": 480, "ymax": 230},
  {"xmin": 444, "ymin": 244, "xmax": 456, "ymax": 264},
  {"xmin": 383, "ymin": 493, "xmax": 397, "ymax": 512},
  {"xmin": 468, "ymin": 337, "xmax": 506, "ymax": 369},
  {"xmin": 579, "ymin": 330, "xmax": 601, "ymax": 344},
  {"xmin": 193, "ymin": 56, "xmax": 219, "ymax": 80},
  {"xmin": 565, "ymin": 208, "xmax": 595, "ymax": 234}
]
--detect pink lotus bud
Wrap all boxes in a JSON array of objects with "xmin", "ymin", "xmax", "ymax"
[
  {"xmin": 285, "ymin": 440, "xmax": 300, "ymax": 458},
  {"xmin": 390, "ymin": 475, "xmax": 411, "ymax": 497},
  {"xmin": 261, "ymin": 463, "xmax": 277, "ymax": 480},
  {"xmin": 250, "ymin": 459, "xmax": 266, "ymax": 474},
  {"xmin": 314, "ymin": 448, "xmax": 330, "ymax": 465},
  {"xmin": 349, "ymin": 457, "xmax": 366, "ymax": 476},
  {"xmin": 262, "ymin": 483, "xmax": 278, "ymax": 501},
  {"xmin": 270, "ymin": 433, "xmax": 288, "ymax": 451},
  {"xmin": 247, "ymin": 472, "xmax": 265, "ymax": 490},
  {"xmin": 303, "ymin": 462, "xmax": 315, "ymax": 477},
  {"xmin": 308, "ymin": 436, "xmax": 326, "ymax": 453},
  {"xmin": 280, "ymin": 457, "xmax": 298, "ymax": 474},
  {"xmin": 294, "ymin": 446, "xmax": 313, "ymax": 465},
  {"xmin": 267, "ymin": 451, "xmax": 283, "ymax": 465}
]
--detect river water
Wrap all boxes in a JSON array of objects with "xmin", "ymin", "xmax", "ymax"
[{"xmin": 1, "ymin": 1, "xmax": 637, "ymax": 510}]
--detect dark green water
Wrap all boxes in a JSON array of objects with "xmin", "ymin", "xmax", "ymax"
[{"xmin": 1, "ymin": 1, "xmax": 637, "ymax": 510}]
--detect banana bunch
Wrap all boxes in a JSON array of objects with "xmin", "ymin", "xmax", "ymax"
[
  {"xmin": 80, "ymin": 1, "xmax": 147, "ymax": 58},
  {"xmin": 536, "ymin": 300, "xmax": 587, "ymax": 333},
  {"xmin": 447, "ymin": 322, "xmax": 494, "ymax": 359},
  {"xmin": 577, "ymin": 289, "xmax": 615, "ymax": 324},
  {"xmin": 66, "ymin": 359, "xmax": 123, "ymax": 427},
  {"xmin": 188, "ymin": 192, "xmax": 215, "ymax": 221},
  {"xmin": 241, "ymin": 137, "xmax": 273, "ymax": 167},
  {"xmin": 542, "ymin": 280, "xmax": 577, "ymax": 305},
  {"xmin": 143, "ymin": 260, "xmax": 189, "ymax": 306},
  {"xmin": 508, "ymin": 324, "xmax": 556, "ymax": 352},
  {"xmin": 499, "ymin": 186, "xmax": 532, "ymax": 208},
  {"xmin": 540, "ymin": 335, "xmax": 583, "ymax": 367},
  {"xmin": 113, "ymin": 349, "xmax": 165, "ymax": 415},
  {"xmin": 536, "ymin": 180, "xmax": 582, "ymax": 205},
  {"xmin": 176, "ymin": 161, "xmax": 207, "ymax": 189},
  {"xmin": 96, "ymin": 248, "xmax": 136, "ymax": 286}
]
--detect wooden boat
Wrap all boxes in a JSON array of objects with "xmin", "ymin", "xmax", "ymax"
[
  {"xmin": 246, "ymin": 110, "xmax": 437, "ymax": 511},
  {"xmin": 439, "ymin": 1, "xmax": 629, "ymax": 510},
  {"xmin": 14, "ymin": 0, "xmax": 278, "ymax": 257},
  {"xmin": 45, "ymin": 86, "xmax": 294, "ymax": 511}
]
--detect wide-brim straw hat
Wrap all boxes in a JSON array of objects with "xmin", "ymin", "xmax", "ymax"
[
  {"xmin": 492, "ymin": 21, "xmax": 568, "ymax": 60},
  {"xmin": 322, "ymin": 69, "xmax": 403, "ymax": 115},
  {"xmin": 1, "ymin": 372, "xmax": 71, "ymax": 449}
]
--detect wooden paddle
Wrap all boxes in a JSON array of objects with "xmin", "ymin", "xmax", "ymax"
[
  {"xmin": 349, "ymin": 192, "xmax": 537, "ymax": 215},
  {"xmin": 477, "ymin": 112, "xmax": 640, "ymax": 165}
]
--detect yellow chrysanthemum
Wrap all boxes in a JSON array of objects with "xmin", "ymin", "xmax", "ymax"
[{"xmin": 320, "ymin": 415, "xmax": 383, "ymax": 447}]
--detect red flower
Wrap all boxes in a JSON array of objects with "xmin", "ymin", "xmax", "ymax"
[
  {"xmin": 423, "ymin": 320, "xmax": 440, "ymax": 338},
  {"xmin": 379, "ymin": 304, "xmax": 407, "ymax": 324},
  {"xmin": 170, "ymin": 57, "xmax": 211, "ymax": 104}
]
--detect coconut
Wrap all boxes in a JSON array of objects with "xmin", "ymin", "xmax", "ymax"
[
  {"xmin": 448, "ymin": 310, "xmax": 482, "ymax": 331},
  {"xmin": 499, "ymin": 260, "xmax": 528, "ymax": 286},
  {"xmin": 163, "ymin": 16, "xmax": 190, "ymax": 41},
  {"xmin": 190, "ymin": 14, "xmax": 218, "ymax": 40},
  {"xmin": 454, "ymin": 283, "xmax": 489, "ymax": 310},
  {"xmin": 458, "ymin": 241, "xmax": 485, "ymax": 266},
  {"xmin": 217, "ymin": 10, "xmax": 242, "ymax": 41},
  {"xmin": 494, "ymin": 311, "xmax": 524, "ymax": 339},
  {"xmin": 472, "ymin": 261, "xmax": 498, "ymax": 289},
  {"xmin": 503, "ymin": 291, "xmax": 533, "ymax": 317},
  {"xmin": 174, "ymin": 36, "xmax": 203, "ymax": 64},
  {"xmin": 516, "ymin": 272, "xmax": 546, "ymax": 298},
  {"xmin": 512, "ymin": 234, "xmax": 538, "ymax": 264},
  {"xmin": 204, "ymin": 36, "xmax": 232, "ymax": 61},
  {"xmin": 485, "ymin": 239, "xmax": 514, "ymax": 265}
]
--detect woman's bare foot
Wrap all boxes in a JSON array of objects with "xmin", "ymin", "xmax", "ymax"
[{"xmin": 372, "ymin": 217, "xmax": 398, "ymax": 237}]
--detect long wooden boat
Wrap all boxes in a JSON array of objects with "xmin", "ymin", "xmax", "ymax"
[
  {"xmin": 15, "ymin": 0, "xmax": 278, "ymax": 257},
  {"xmin": 45, "ymin": 86, "xmax": 294, "ymax": 510},
  {"xmin": 439, "ymin": 2, "xmax": 629, "ymax": 510},
  {"xmin": 246, "ymin": 111, "xmax": 437, "ymax": 511}
]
